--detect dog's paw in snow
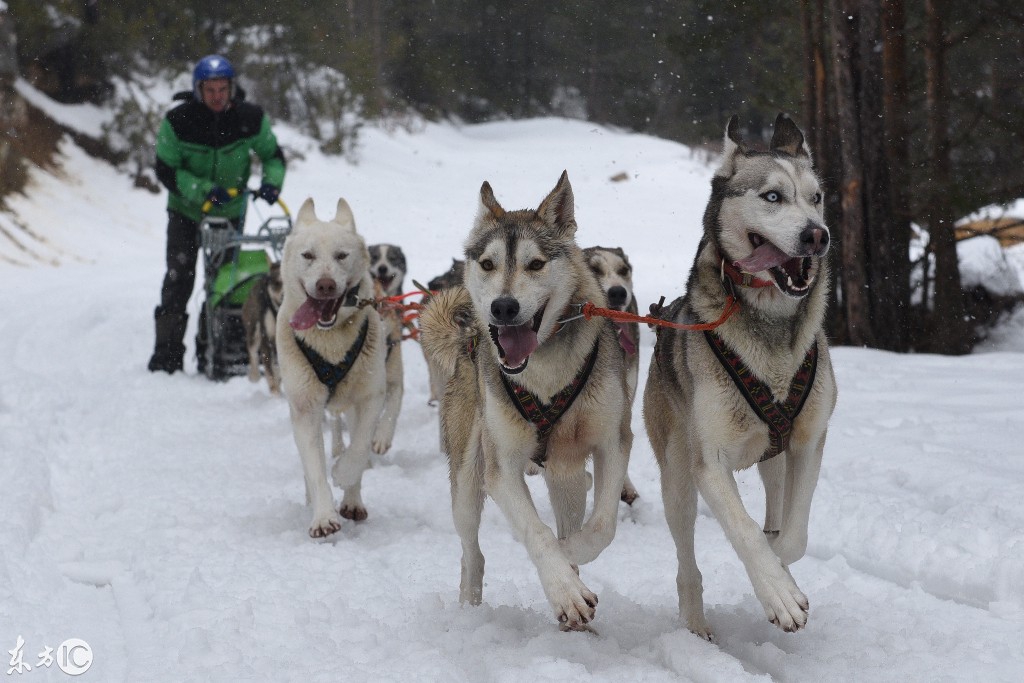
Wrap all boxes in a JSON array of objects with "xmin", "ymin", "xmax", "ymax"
[{"xmin": 309, "ymin": 512, "xmax": 343, "ymax": 538}]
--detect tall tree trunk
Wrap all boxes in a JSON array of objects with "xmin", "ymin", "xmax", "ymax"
[
  {"xmin": 803, "ymin": 0, "xmax": 846, "ymax": 342},
  {"xmin": 828, "ymin": 0, "xmax": 874, "ymax": 347},
  {"xmin": 882, "ymin": 0, "xmax": 914, "ymax": 343},
  {"xmin": 859, "ymin": 0, "xmax": 907, "ymax": 351},
  {"xmin": 923, "ymin": 0, "xmax": 970, "ymax": 353}
]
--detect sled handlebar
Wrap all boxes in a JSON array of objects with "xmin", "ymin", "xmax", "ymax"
[{"xmin": 201, "ymin": 187, "xmax": 291, "ymax": 217}]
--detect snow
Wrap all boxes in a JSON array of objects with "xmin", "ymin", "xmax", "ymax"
[{"xmin": 2, "ymin": 91, "xmax": 1023, "ymax": 682}]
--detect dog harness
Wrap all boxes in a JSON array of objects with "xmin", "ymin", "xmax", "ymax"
[
  {"xmin": 499, "ymin": 340, "xmax": 599, "ymax": 466},
  {"xmin": 294, "ymin": 317, "xmax": 370, "ymax": 398},
  {"xmin": 704, "ymin": 331, "xmax": 818, "ymax": 462}
]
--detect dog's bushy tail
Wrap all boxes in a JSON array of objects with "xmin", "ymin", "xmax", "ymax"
[{"xmin": 419, "ymin": 285, "xmax": 475, "ymax": 381}]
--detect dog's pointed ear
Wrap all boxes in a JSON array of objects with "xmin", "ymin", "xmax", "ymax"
[
  {"xmin": 296, "ymin": 197, "xmax": 317, "ymax": 227},
  {"xmin": 537, "ymin": 170, "xmax": 576, "ymax": 238},
  {"xmin": 716, "ymin": 115, "xmax": 745, "ymax": 177},
  {"xmin": 479, "ymin": 181, "xmax": 505, "ymax": 220},
  {"xmin": 770, "ymin": 113, "xmax": 811, "ymax": 159},
  {"xmin": 333, "ymin": 198, "xmax": 356, "ymax": 231}
]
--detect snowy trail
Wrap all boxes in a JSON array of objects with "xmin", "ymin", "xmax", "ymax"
[{"xmin": 2, "ymin": 117, "xmax": 1023, "ymax": 681}]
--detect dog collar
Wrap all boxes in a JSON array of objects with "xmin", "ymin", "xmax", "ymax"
[
  {"xmin": 294, "ymin": 317, "xmax": 370, "ymax": 398},
  {"xmin": 499, "ymin": 339, "xmax": 599, "ymax": 467},
  {"xmin": 704, "ymin": 330, "xmax": 818, "ymax": 462},
  {"xmin": 718, "ymin": 253, "xmax": 775, "ymax": 289}
]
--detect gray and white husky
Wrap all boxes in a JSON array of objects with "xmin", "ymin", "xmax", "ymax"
[
  {"xmin": 420, "ymin": 172, "xmax": 633, "ymax": 629},
  {"xmin": 583, "ymin": 245, "xmax": 641, "ymax": 505},
  {"xmin": 277, "ymin": 198, "xmax": 388, "ymax": 538},
  {"xmin": 643, "ymin": 114, "xmax": 837, "ymax": 639}
]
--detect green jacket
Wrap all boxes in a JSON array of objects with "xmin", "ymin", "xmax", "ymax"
[{"xmin": 155, "ymin": 90, "xmax": 286, "ymax": 222}]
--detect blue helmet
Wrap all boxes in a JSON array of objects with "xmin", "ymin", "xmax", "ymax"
[{"xmin": 192, "ymin": 54, "xmax": 235, "ymax": 98}]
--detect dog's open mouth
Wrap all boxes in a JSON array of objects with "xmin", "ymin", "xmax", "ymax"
[
  {"xmin": 734, "ymin": 234, "xmax": 817, "ymax": 298},
  {"xmin": 290, "ymin": 285, "xmax": 353, "ymax": 331},
  {"xmin": 375, "ymin": 273, "xmax": 395, "ymax": 291},
  {"xmin": 489, "ymin": 305, "xmax": 546, "ymax": 374}
]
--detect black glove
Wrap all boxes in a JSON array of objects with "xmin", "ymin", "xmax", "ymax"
[
  {"xmin": 257, "ymin": 183, "xmax": 280, "ymax": 205},
  {"xmin": 205, "ymin": 186, "xmax": 231, "ymax": 206}
]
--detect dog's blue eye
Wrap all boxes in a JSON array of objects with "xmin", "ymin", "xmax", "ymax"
[{"xmin": 761, "ymin": 191, "xmax": 781, "ymax": 203}]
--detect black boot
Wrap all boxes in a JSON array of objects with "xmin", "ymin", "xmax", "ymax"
[{"xmin": 148, "ymin": 307, "xmax": 187, "ymax": 373}]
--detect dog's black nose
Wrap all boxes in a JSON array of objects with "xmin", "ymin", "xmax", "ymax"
[
  {"xmin": 800, "ymin": 224, "xmax": 830, "ymax": 254},
  {"xmin": 607, "ymin": 285, "xmax": 628, "ymax": 308},
  {"xmin": 491, "ymin": 297, "xmax": 520, "ymax": 324},
  {"xmin": 377, "ymin": 265, "xmax": 389, "ymax": 276}
]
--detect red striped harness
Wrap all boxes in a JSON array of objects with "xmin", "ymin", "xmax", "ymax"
[
  {"xmin": 704, "ymin": 331, "xmax": 818, "ymax": 462},
  {"xmin": 499, "ymin": 340, "xmax": 600, "ymax": 467}
]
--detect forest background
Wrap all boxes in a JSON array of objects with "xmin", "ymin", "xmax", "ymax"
[{"xmin": 2, "ymin": 0, "xmax": 1023, "ymax": 354}]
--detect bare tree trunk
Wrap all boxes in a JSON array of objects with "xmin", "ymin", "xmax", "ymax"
[
  {"xmin": 859, "ymin": 0, "xmax": 907, "ymax": 351},
  {"xmin": 923, "ymin": 0, "xmax": 970, "ymax": 353},
  {"xmin": 804, "ymin": 0, "xmax": 846, "ymax": 342},
  {"xmin": 828, "ymin": 0, "xmax": 874, "ymax": 347},
  {"xmin": 882, "ymin": 0, "xmax": 915, "ymax": 348}
]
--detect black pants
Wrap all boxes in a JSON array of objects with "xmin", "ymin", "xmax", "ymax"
[{"xmin": 156, "ymin": 210, "xmax": 240, "ymax": 315}]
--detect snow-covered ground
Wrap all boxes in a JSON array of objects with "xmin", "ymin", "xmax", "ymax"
[{"xmin": 2, "ymin": 83, "xmax": 1023, "ymax": 681}]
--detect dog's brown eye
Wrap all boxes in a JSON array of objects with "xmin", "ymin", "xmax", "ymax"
[
  {"xmin": 812, "ymin": 192, "xmax": 823, "ymax": 205},
  {"xmin": 335, "ymin": 252, "xmax": 348, "ymax": 261},
  {"xmin": 617, "ymin": 267, "xmax": 630, "ymax": 277},
  {"xmin": 480, "ymin": 259, "xmax": 494, "ymax": 272},
  {"xmin": 528, "ymin": 259, "xmax": 546, "ymax": 271},
  {"xmin": 301, "ymin": 251, "xmax": 315, "ymax": 261}
]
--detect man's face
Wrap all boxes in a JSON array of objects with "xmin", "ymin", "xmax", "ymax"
[{"xmin": 200, "ymin": 78, "xmax": 231, "ymax": 113}]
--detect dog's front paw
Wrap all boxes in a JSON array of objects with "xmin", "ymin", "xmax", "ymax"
[
  {"xmin": 309, "ymin": 511, "xmax": 343, "ymax": 539},
  {"xmin": 752, "ymin": 565, "xmax": 809, "ymax": 632},
  {"xmin": 339, "ymin": 503, "xmax": 368, "ymax": 521},
  {"xmin": 371, "ymin": 435, "xmax": 392, "ymax": 455},
  {"xmin": 544, "ymin": 567, "xmax": 598, "ymax": 629}
]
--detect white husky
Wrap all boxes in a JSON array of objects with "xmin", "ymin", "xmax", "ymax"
[{"xmin": 277, "ymin": 198, "xmax": 388, "ymax": 538}]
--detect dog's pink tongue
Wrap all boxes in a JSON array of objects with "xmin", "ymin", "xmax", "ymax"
[
  {"xmin": 498, "ymin": 324, "xmax": 538, "ymax": 369},
  {"xmin": 290, "ymin": 297, "xmax": 329, "ymax": 330},
  {"xmin": 616, "ymin": 323, "xmax": 637, "ymax": 356},
  {"xmin": 734, "ymin": 242, "xmax": 791, "ymax": 273}
]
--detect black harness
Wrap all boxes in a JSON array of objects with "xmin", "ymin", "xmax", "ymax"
[{"xmin": 294, "ymin": 317, "xmax": 370, "ymax": 399}]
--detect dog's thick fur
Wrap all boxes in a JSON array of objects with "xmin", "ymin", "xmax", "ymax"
[
  {"xmin": 643, "ymin": 115, "xmax": 837, "ymax": 639},
  {"xmin": 583, "ymin": 245, "xmax": 640, "ymax": 505},
  {"xmin": 277, "ymin": 197, "xmax": 388, "ymax": 538},
  {"xmin": 423, "ymin": 259, "xmax": 465, "ymax": 408},
  {"xmin": 420, "ymin": 172, "xmax": 632, "ymax": 629},
  {"xmin": 242, "ymin": 261, "xmax": 284, "ymax": 394}
]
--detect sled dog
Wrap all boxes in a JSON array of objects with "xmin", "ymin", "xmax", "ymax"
[
  {"xmin": 420, "ymin": 172, "xmax": 632, "ymax": 629},
  {"xmin": 242, "ymin": 261, "xmax": 284, "ymax": 394},
  {"xmin": 583, "ymin": 245, "xmax": 641, "ymax": 505},
  {"xmin": 366, "ymin": 243, "xmax": 407, "ymax": 454},
  {"xmin": 277, "ymin": 197, "xmax": 388, "ymax": 537},
  {"xmin": 643, "ymin": 114, "xmax": 837, "ymax": 638}
]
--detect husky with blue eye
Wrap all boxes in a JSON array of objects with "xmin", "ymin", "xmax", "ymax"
[{"xmin": 643, "ymin": 114, "xmax": 837, "ymax": 639}]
